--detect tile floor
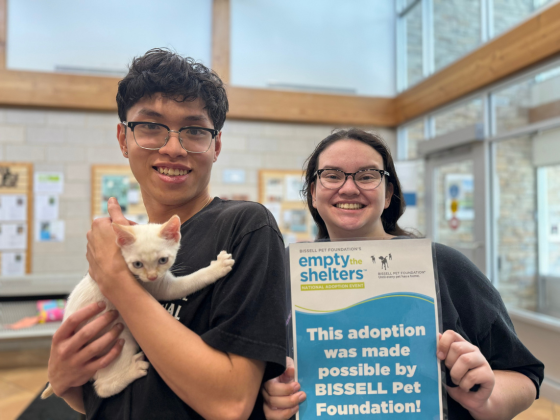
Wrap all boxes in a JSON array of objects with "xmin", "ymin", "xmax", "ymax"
[{"xmin": 0, "ymin": 348, "xmax": 557, "ymax": 420}]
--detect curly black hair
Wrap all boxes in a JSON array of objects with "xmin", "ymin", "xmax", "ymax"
[
  {"xmin": 116, "ymin": 48, "xmax": 228, "ymax": 131},
  {"xmin": 302, "ymin": 128, "xmax": 412, "ymax": 240}
]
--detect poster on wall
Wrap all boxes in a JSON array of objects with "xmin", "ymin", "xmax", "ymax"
[
  {"xmin": 35, "ymin": 220, "xmax": 65, "ymax": 242},
  {"xmin": 0, "ymin": 194, "xmax": 27, "ymax": 221},
  {"xmin": 102, "ymin": 175, "xmax": 129, "ymax": 214},
  {"xmin": 444, "ymin": 174, "xmax": 474, "ymax": 221},
  {"xmin": 35, "ymin": 194, "xmax": 59, "ymax": 221},
  {"xmin": 289, "ymin": 239, "xmax": 443, "ymax": 419},
  {"xmin": 285, "ymin": 175, "xmax": 304, "ymax": 202},
  {"xmin": 265, "ymin": 178, "xmax": 284, "ymax": 202},
  {"xmin": 34, "ymin": 172, "xmax": 64, "ymax": 194},
  {"xmin": 0, "ymin": 223, "xmax": 27, "ymax": 250},
  {"xmin": 1, "ymin": 251, "xmax": 26, "ymax": 276}
]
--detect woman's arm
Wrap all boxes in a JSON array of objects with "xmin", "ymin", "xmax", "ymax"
[
  {"xmin": 85, "ymin": 202, "xmax": 267, "ymax": 420},
  {"xmin": 438, "ymin": 330, "xmax": 536, "ymax": 420},
  {"xmin": 262, "ymin": 357, "xmax": 306, "ymax": 420}
]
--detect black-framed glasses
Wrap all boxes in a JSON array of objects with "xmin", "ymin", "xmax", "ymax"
[
  {"xmin": 315, "ymin": 168, "xmax": 390, "ymax": 190},
  {"xmin": 123, "ymin": 122, "xmax": 219, "ymax": 153}
]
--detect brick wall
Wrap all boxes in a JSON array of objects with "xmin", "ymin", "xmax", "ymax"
[{"xmin": 0, "ymin": 107, "xmax": 395, "ymax": 275}]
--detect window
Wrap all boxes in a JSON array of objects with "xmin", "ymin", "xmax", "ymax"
[
  {"xmin": 433, "ymin": 98, "xmax": 484, "ymax": 137},
  {"xmin": 402, "ymin": 120, "xmax": 426, "ymax": 160},
  {"xmin": 404, "ymin": 3, "xmax": 424, "ymax": 88},
  {"xmin": 433, "ymin": 0, "xmax": 481, "ymax": 71},
  {"xmin": 493, "ymin": 65, "xmax": 560, "ymax": 135},
  {"xmin": 231, "ymin": 0, "xmax": 395, "ymax": 96},
  {"xmin": 7, "ymin": 0, "xmax": 212, "ymax": 76},
  {"xmin": 494, "ymin": 136, "xmax": 538, "ymax": 310},
  {"xmin": 397, "ymin": 0, "xmax": 555, "ymax": 91},
  {"xmin": 492, "ymin": 0, "xmax": 555, "ymax": 38}
]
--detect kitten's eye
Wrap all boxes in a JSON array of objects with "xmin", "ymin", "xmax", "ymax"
[
  {"xmin": 158, "ymin": 257, "xmax": 169, "ymax": 265},
  {"xmin": 132, "ymin": 261, "xmax": 143, "ymax": 269}
]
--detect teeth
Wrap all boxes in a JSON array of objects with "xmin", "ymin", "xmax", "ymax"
[
  {"xmin": 336, "ymin": 203, "xmax": 364, "ymax": 210},
  {"xmin": 158, "ymin": 167, "xmax": 187, "ymax": 176}
]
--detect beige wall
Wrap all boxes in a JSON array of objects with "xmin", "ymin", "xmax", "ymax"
[{"xmin": 0, "ymin": 107, "xmax": 396, "ymax": 276}]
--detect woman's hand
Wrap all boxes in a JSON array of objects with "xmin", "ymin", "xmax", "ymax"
[
  {"xmin": 86, "ymin": 198, "xmax": 134, "ymax": 298},
  {"xmin": 438, "ymin": 330, "xmax": 495, "ymax": 416},
  {"xmin": 262, "ymin": 357, "xmax": 306, "ymax": 420},
  {"xmin": 48, "ymin": 302, "xmax": 124, "ymax": 397}
]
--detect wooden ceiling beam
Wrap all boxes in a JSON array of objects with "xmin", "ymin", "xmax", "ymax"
[
  {"xmin": 0, "ymin": 0, "xmax": 6, "ymax": 70},
  {"xmin": 212, "ymin": 0, "xmax": 230, "ymax": 84}
]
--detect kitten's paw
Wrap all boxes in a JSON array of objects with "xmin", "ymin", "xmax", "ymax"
[
  {"xmin": 93, "ymin": 353, "xmax": 150, "ymax": 398},
  {"xmin": 210, "ymin": 251, "xmax": 235, "ymax": 277},
  {"xmin": 132, "ymin": 351, "xmax": 150, "ymax": 375}
]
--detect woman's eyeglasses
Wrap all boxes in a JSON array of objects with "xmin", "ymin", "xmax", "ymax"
[{"xmin": 315, "ymin": 168, "xmax": 390, "ymax": 190}]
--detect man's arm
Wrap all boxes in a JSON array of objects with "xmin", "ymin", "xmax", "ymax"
[
  {"xmin": 47, "ymin": 302, "xmax": 124, "ymax": 413},
  {"xmin": 107, "ymin": 282, "xmax": 265, "ymax": 420},
  {"xmin": 86, "ymin": 200, "xmax": 268, "ymax": 420}
]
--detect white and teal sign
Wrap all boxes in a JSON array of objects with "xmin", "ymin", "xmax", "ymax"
[{"xmin": 290, "ymin": 239, "xmax": 443, "ymax": 419}]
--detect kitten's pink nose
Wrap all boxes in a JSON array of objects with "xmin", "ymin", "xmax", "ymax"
[{"xmin": 148, "ymin": 275, "xmax": 158, "ymax": 281}]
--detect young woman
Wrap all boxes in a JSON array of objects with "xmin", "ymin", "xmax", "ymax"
[{"xmin": 262, "ymin": 129, "xmax": 544, "ymax": 420}]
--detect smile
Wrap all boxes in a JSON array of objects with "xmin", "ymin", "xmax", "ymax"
[
  {"xmin": 154, "ymin": 167, "xmax": 191, "ymax": 176},
  {"xmin": 334, "ymin": 203, "xmax": 365, "ymax": 210}
]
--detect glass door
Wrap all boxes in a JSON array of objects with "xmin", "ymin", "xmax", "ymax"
[{"xmin": 425, "ymin": 143, "xmax": 489, "ymax": 274}]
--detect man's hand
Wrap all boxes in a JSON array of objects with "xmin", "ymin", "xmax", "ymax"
[
  {"xmin": 438, "ymin": 330, "xmax": 495, "ymax": 415},
  {"xmin": 86, "ymin": 197, "xmax": 135, "ymax": 297},
  {"xmin": 48, "ymin": 302, "xmax": 124, "ymax": 397},
  {"xmin": 262, "ymin": 357, "xmax": 306, "ymax": 420}
]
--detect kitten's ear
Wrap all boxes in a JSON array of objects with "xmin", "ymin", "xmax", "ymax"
[
  {"xmin": 159, "ymin": 215, "xmax": 181, "ymax": 243},
  {"xmin": 112, "ymin": 223, "xmax": 136, "ymax": 247}
]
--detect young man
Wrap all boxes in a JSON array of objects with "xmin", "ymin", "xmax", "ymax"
[{"xmin": 47, "ymin": 49, "xmax": 287, "ymax": 419}]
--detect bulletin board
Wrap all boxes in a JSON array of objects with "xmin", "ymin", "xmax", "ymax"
[
  {"xmin": 258, "ymin": 170, "xmax": 315, "ymax": 243},
  {"xmin": 0, "ymin": 162, "xmax": 33, "ymax": 275},
  {"xmin": 91, "ymin": 165, "xmax": 148, "ymax": 223}
]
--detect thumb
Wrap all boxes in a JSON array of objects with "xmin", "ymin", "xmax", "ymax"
[
  {"xmin": 107, "ymin": 197, "xmax": 130, "ymax": 225},
  {"xmin": 278, "ymin": 357, "xmax": 296, "ymax": 383}
]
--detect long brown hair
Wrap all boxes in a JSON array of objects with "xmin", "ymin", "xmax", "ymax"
[{"xmin": 302, "ymin": 128, "xmax": 411, "ymax": 240}]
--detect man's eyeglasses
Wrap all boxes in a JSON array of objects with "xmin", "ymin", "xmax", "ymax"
[
  {"xmin": 123, "ymin": 122, "xmax": 218, "ymax": 153},
  {"xmin": 314, "ymin": 168, "xmax": 390, "ymax": 190}
]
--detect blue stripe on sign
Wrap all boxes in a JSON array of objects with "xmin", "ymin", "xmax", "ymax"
[{"xmin": 403, "ymin": 192, "xmax": 417, "ymax": 206}]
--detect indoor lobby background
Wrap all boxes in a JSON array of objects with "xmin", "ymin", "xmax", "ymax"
[{"xmin": 1, "ymin": 0, "xmax": 560, "ymax": 418}]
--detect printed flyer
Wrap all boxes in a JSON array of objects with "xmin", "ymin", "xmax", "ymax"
[{"xmin": 290, "ymin": 238, "xmax": 443, "ymax": 419}]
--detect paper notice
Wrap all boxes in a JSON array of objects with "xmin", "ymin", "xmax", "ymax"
[
  {"xmin": 34, "ymin": 194, "xmax": 59, "ymax": 221},
  {"xmin": 0, "ymin": 195, "xmax": 27, "ymax": 221},
  {"xmin": 0, "ymin": 223, "xmax": 27, "ymax": 250},
  {"xmin": 1, "ymin": 251, "xmax": 25, "ymax": 276},
  {"xmin": 35, "ymin": 172, "xmax": 64, "ymax": 194}
]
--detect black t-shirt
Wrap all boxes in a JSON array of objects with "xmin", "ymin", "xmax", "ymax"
[
  {"xmin": 433, "ymin": 242, "xmax": 544, "ymax": 419},
  {"xmin": 83, "ymin": 198, "xmax": 287, "ymax": 419},
  {"xmin": 285, "ymin": 240, "xmax": 544, "ymax": 420}
]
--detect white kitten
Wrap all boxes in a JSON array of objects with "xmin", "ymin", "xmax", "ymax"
[{"xmin": 42, "ymin": 215, "xmax": 234, "ymax": 399}]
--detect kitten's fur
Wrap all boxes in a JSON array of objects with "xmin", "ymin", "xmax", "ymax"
[{"xmin": 42, "ymin": 215, "xmax": 234, "ymax": 399}]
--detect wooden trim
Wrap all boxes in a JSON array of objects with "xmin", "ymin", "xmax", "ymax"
[
  {"xmin": 0, "ymin": 70, "xmax": 120, "ymax": 111},
  {"xmin": 0, "ymin": 69, "xmax": 397, "ymax": 126},
  {"xmin": 227, "ymin": 86, "xmax": 396, "ymax": 126},
  {"xmin": 26, "ymin": 163, "xmax": 33, "ymax": 274},
  {"xmin": 212, "ymin": 0, "xmax": 230, "ymax": 84},
  {"xmin": 394, "ymin": 2, "xmax": 560, "ymax": 124},
  {"xmin": 529, "ymin": 99, "xmax": 560, "ymax": 124},
  {"xmin": 0, "ymin": 0, "xmax": 6, "ymax": 70}
]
